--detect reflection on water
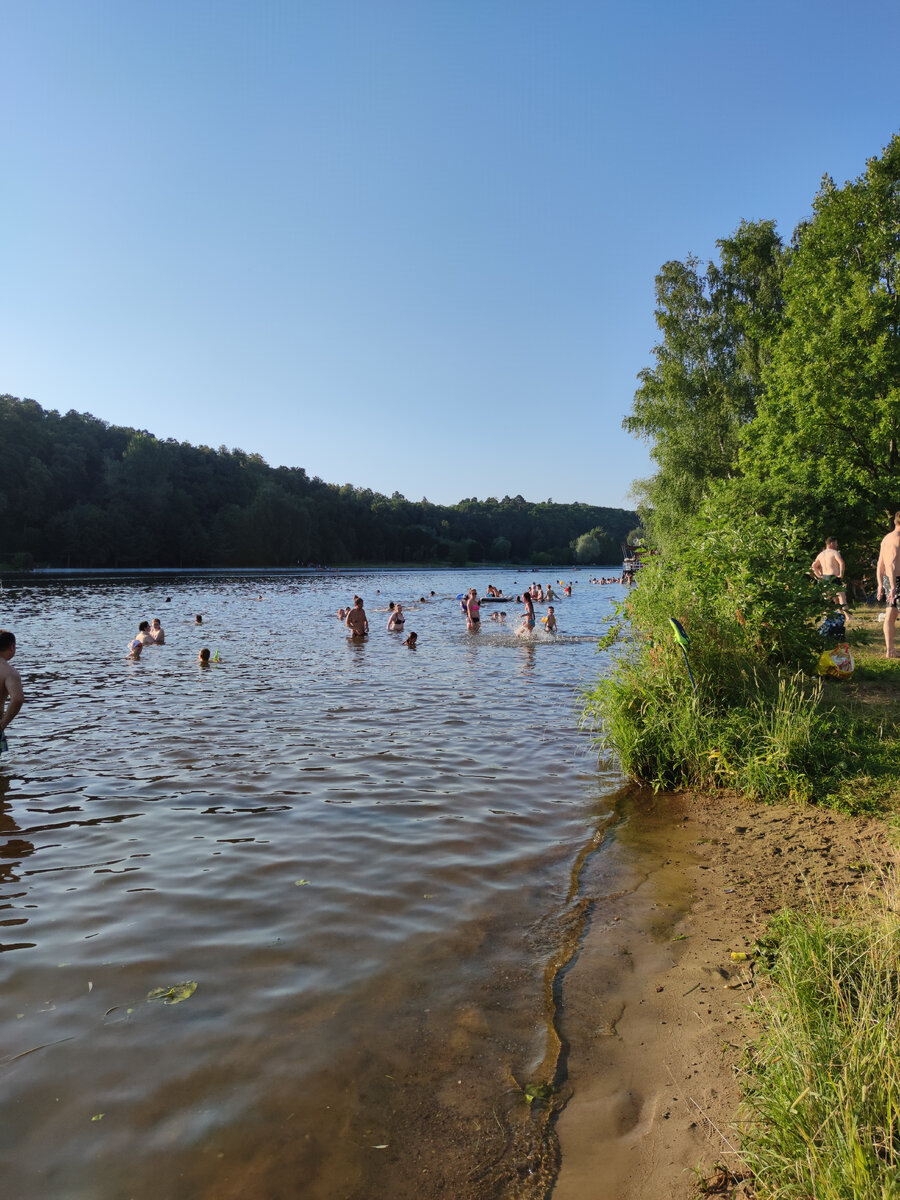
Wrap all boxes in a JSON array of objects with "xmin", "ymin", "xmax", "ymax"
[{"xmin": 0, "ymin": 569, "xmax": 629, "ymax": 1199}]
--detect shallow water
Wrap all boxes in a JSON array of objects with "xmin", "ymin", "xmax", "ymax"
[{"xmin": 0, "ymin": 569, "xmax": 634, "ymax": 1199}]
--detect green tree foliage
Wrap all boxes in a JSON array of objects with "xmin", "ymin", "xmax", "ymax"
[
  {"xmin": 625, "ymin": 220, "xmax": 786, "ymax": 543},
  {"xmin": 741, "ymin": 135, "xmax": 900, "ymax": 550},
  {"xmin": 0, "ymin": 395, "xmax": 637, "ymax": 568}
]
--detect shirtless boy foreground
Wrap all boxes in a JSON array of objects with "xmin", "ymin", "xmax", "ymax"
[
  {"xmin": 811, "ymin": 538, "xmax": 848, "ymax": 612},
  {"xmin": 876, "ymin": 513, "xmax": 900, "ymax": 658},
  {"xmin": 0, "ymin": 631, "xmax": 25, "ymax": 757}
]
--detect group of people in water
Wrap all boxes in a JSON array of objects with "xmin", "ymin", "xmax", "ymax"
[
  {"xmin": 334, "ymin": 581, "xmax": 577, "ymax": 646},
  {"xmin": 126, "ymin": 615, "xmax": 219, "ymax": 664},
  {"xmin": 337, "ymin": 597, "xmax": 418, "ymax": 647}
]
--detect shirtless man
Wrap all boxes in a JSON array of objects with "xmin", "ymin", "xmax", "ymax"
[
  {"xmin": 0, "ymin": 631, "xmax": 25, "ymax": 757},
  {"xmin": 876, "ymin": 513, "xmax": 900, "ymax": 658},
  {"xmin": 811, "ymin": 538, "xmax": 847, "ymax": 612},
  {"xmin": 345, "ymin": 596, "xmax": 369, "ymax": 638}
]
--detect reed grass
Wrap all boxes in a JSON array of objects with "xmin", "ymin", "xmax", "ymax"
[{"xmin": 740, "ymin": 882, "xmax": 900, "ymax": 1198}]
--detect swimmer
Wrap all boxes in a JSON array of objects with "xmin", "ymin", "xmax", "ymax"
[
  {"xmin": 198, "ymin": 647, "xmax": 211, "ymax": 665},
  {"xmin": 337, "ymin": 608, "xmax": 347, "ymax": 620},
  {"xmin": 195, "ymin": 614, "xmax": 203, "ymax": 625},
  {"xmin": 127, "ymin": 639, "xmax": 143, "ymax": 660},
  {"xmin": 387, "ymin": 603, "xmax": 405, "ymax": 631},
  {"xmin": 498, "ymin": 611, "xmax": 507, "ymax": 622},
  {"xmin": 150, "ymin": 618, "xmax": 165, "ymax": 644},
  {"xmin": 402, "ymin": 632, "xmax": 418, "ymax": 648},
  {"xmin": 135, "ymin": 620, "xmax": 154, "ymax": 646},
  {"xmin": 490, "ymin": 611, "xmax": 500, "ymax": 622},
  {"xmin": 545, "ymin": 606, "xmax": 557, "ymax": 633}
]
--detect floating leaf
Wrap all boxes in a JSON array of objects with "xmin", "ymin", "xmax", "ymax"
[
  {"xmin": 523, "ymin": 1082, "xmax": 554, "ymax": 1105},
  {"xmin": 294, "ymin": 880, "xmax": 311, "ymax": 886},
  {"xmin": 91, "ymin": 1113, "xmax": 104, "ymax": 1122},
  {"xmin": 147, "ymin": 981, "xmax": 197, "ymax": 1005}
]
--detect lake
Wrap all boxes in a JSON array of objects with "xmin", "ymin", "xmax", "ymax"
[{"xmin": 1, "ymin": 568, "xmax": 642, "ymax": 1199}]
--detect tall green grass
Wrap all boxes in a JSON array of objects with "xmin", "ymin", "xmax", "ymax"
[
  {"xmin": 740, "ymin": 886, "xmax": 900, "ymax": 1198},
  {"xmin": 583, "ymin": 506, "xmax": 900, "ymax": 812}
]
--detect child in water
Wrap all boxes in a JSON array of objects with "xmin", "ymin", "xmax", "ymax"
[
  {"xmin": 545, "ymin": 606, "xmax": 557, "ymax": 633},
  {"xmin": 402, "ymin": 632, "xmax": 418, "ymax": 648},
  {"xmin": 127, "ymin": 639, "xmax": 143, "ymax": 660}
]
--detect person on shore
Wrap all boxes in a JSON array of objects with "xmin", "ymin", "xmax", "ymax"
[
  {"xmin": 517, "ymin": 591, "xmax": 535, "ymax": 636},
  {"xmin": 150, "ymin": 618, "xmax": 165, "ymax": 644},
  {"xmin": 387, "ymin": 603, "xmax": 405, "ymax": 631},
  {"xmin": 544, "ymin": 606, "xmax": 557, "ymax": 633},
  {"xmin": 346, "ymin": 597, "xmax": 369, "ymax": 638},
  {"xmin": 402, "ymin": 632, "xmax": 418, "ymax": 648},
  {"xmin": 811, "ymin": 538, "xmax": 848, "ymax": 612},
  {"xmin": 466, "ymin": 588, "xmax": 480, "ymax": 632},
  {"xmin": 876, "ymin": 512, "xmax": 900, "ymax": 658},
  {"xmin": 0, "ymin": 631, "xmax": 25, "ymax": 758}
]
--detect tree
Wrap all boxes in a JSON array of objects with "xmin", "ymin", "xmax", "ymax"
[
  {"xmin": 625, "ymin": 221, "xmax": 786, "ymax": 545},
  {"xmin": 740, "ymin": 134, "xmax": 900, "ymax": 546}
]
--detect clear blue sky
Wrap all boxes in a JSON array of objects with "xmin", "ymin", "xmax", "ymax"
[{"xmin": 3, "ymin": 1, "xmax": 897, "ymax": 508}]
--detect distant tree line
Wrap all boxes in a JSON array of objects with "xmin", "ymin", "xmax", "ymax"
[{"xmin": 0, "ymin": 396, "xmax": 637, "ymax": 569}]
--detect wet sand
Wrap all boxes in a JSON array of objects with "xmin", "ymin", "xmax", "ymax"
[{"xmin": 555, "ymin": 791, "xmax": 896, "ymax": 1198}]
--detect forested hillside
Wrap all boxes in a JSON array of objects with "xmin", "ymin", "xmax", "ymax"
[{"xmin": 0, "ymin": 396, "xmax": 637, "ymax": 568}]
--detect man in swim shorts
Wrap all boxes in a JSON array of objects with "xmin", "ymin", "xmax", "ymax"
[
  {"xmin": 0, "ymin": 631, "xmax": 25, "ymax": 759},
  {"xmin": 811, "ymin": 538, "xmax": 847, "ymax": 612},
  {"xmin": 346, "ymin": 597, "xmax": 369, "ymax": 638},
  {"xmin": 876, "ymin": 512, "xmax": 900, "ymax": 658}
]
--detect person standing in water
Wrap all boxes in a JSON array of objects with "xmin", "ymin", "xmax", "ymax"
[
  {"xmin": 387, "ymin": 604, "xmax": 405, "ymax": 631},
  {"xmin": 346, "ymin": 597, "xmax": 369, "ymax": 638},
  {"xmin": 466, "ymin": 588, "xmax": 481, "ymax": 632},
  {"xmin": 517, "ymin": 591, "xmax": 535, "ymax": 636},
  {"xmin": 0, "ymin": 631, "xmax": 25, "ymax": 758}
]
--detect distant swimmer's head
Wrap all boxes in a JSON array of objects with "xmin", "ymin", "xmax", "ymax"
[
  {"xmin": 195, "ymin": 614, "xmax": 203, "ymax": 624},
  {"xmin": 165, "ymin": 597, "xmax": 172, "ymax": 603},
  {"xmin": 430, "ymin": 591, "xmax": 435, "ymax": 596},
  {"xmin": 198, "ymin": 647, "xmax": 211, "ymax": 663},
  {"xmin": 420, "ymin": 597, "xmax": 426, "ymax": 603},
  {"xmin": 138, "ymin": 621, "xmax": 150, "ymax": 633},
  {"xmin": 388, "ymin": 601, "xmax": 395, "ymax": 610},
  {"xmin": 404, "ymin": 632, "xmax": 417, "ymax": 647}
]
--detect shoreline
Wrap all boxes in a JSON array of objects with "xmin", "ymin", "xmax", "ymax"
[{"xmin": 554, "ymin": 789, "xmax": 895, "ymax": 1198}]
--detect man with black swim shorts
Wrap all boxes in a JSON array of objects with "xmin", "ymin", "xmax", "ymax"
[{"xmin": 876, "ymin": 512, "xmax": 900, "ymax": 658}]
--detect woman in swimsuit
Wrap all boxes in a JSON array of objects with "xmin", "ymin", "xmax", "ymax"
[
  {"xmin": 517, "ymin": 591, "xmax": 535, "ymax": 637},
  {"xmin": 466, "ymin": 588, "xmax": 481, "ymax": 632},
  {"xmin": 387, "ymin": 603, "xmax": 405, "ymax": 631}
]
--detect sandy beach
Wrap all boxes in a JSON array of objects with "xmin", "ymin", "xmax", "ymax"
[{"xmin": 554, "ymin": 790, "xmax": 895, "ymax": 1198}]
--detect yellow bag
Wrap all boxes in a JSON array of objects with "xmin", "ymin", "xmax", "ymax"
[{"xmin": 817, "ymin": 643, "xmax": 854, "ymax": 679}]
